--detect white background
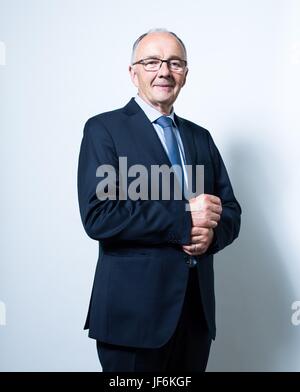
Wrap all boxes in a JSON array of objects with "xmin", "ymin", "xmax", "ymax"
[{"xmin": 0, "ymin": 0, "xmax": 299, "ymax": 371}]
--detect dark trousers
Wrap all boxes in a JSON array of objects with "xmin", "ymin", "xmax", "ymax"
[{"xmin": 96, "ymin": 267, "xmax": 212, "ymax": 372}]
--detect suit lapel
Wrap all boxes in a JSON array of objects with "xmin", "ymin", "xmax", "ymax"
[
  {"xmin": 175, "ymin": 115, "xmax": 198, "ymax": 195},
  {"xmin": 123, "ymin": 98, "xmax": 173, "ymax": 167},
  {"xmin": 174, "ymin": 115, "xmax": 196, "ymax": 167}
]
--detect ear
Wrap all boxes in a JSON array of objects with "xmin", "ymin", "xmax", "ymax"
[
  {"xmin": 129, "ymin": 65, "xmax": 139, "ymax": 88},
  {"xmin": 181, "ymin": 68, "xmax": 188, "ymax": 88}
]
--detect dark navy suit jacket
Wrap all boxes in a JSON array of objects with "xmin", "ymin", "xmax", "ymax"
[{"xmin": 77, "ymin": 98, "xmax": 241, "ymax": 348}]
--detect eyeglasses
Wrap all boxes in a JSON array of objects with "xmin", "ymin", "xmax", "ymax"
[{"xmin": 132, "ymin": 58, "xmax": 187, "ymax": 73}]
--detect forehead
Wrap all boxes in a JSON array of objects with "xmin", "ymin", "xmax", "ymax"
[{"xmin": 135, "ymin": 32, "xmax": 185, "ymax": 59}]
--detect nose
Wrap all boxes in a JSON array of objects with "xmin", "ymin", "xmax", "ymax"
[{"xmin": 157, "ymin": 61, "xmax": 171, "ymax": 77}]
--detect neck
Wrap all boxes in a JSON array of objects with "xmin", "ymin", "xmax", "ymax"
[{"xmin": 138, "ymin": 93, "xmax": 173, "ymax": 115}]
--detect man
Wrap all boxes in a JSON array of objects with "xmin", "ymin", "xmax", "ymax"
[{"xmin": 77, "ymin": 29, "xmax": 241, "ymax": 372}]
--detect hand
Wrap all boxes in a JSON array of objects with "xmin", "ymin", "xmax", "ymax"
[
  {"xmin": 189, "ymin": 194, "xmax": 222, "ymax": 229},
  {"xmin": 182, "ymin": 227, "xmax": 214, "ymax": 256}
]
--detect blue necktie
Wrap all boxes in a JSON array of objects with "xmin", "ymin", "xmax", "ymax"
[{"xmin": 155, "ymin": 116, "xmax": 185, "ymax": 195}]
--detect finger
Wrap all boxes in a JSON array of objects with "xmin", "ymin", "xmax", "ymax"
[
  {"xmin": 198, "ymin": 220, "xmax": 218, "ymax": 229},
  {"xmin": 191, "ymin": 226, "xmax": 208, "ymax": 235},
  {"xmin": 185, "ymin": 243, "xmax": 206, "ymax": 254},
  {"xmin": 210, "ymin": 212, "xmax": 221, "ymax": 222},
  {"xmin": 209, "ymin": 220, "xmax": 218, "ymax": 228},
  {"xmin": 182, "ymin": 245, "xmax": 194, "ymax": 252},
  {"xmin": 199, "ymin": 194, "xmax": 221, "ymax": 205},
  {"xmin": 183, "ymin": 244, "xmax": 199, "ymax": 253},
  {"xmin": 199, "ymin": 212, "xmax": 220, "ymax": 225},
  {"xmin": 209, "ymin": 204, "xmax": 222, "ymax": 214},
  {"xmin": 182, "ymin": 247, "xmax": 193, "ymax": 256},
  {"xmin": 190, "ymin": 236, "xmax": 202, "ymax": 244}
]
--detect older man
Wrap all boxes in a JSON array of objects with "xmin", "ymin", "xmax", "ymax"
[{"xmin": 77, "ymin": 29, "xmax": 241, "ymax": 372}]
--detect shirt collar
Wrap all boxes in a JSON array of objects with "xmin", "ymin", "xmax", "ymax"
[{"xmin": 134, "ymin": 94, "xmax": 176, "ymax": 125}]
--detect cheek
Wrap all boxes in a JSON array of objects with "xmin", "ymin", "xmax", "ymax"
[
  {"xmin": 139, "ymin": 74, "xmax": 153, "ymax": 88},
  {"xmin": 177, "ymin": 77, "xmax": 185, "ymax": 88},
  {"xmin": 144, "ymin": 78, "xmax": 157, "ymax": 93}
]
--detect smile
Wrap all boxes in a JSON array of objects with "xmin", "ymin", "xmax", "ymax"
[{"xmin": 154, "ymin": 85, "xmax": 173, "ymax": 89}]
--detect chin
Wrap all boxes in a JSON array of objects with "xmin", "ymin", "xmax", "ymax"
[{"xmin": 153, "ymin": 94, "xmax": 173, "ymax": 104}]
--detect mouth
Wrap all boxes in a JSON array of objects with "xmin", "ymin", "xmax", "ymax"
[{"xmin": 153, "ymin": 85, "xmax": 174, "ymax": 90}]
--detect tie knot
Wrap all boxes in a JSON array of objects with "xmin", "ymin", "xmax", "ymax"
[{"xmin": 155, "ymin": 116, "xmax": 173, "ymax": 129}]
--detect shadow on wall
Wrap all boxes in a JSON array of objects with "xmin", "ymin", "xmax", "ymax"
[{"xmin": 207, "ymin": 140, "xmax": 297, "ymax": 372}]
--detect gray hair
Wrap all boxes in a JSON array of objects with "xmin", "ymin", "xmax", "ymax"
[{"xmin": 131, "ymin": 28, "xmax": 187, "ymax": 64}]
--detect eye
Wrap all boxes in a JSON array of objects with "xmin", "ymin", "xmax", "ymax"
[
  {"xmin": 145, "ymin": 59, "xmax": 160, "ymax": 66},
  {"xmin": 169, "ymin": 60, "xmax": 181, "ymax": 68}
]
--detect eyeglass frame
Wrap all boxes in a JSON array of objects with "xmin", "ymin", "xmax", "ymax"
[{"xmin": 132, "ymin": 57, "xmax": 188, "ymax": 73}]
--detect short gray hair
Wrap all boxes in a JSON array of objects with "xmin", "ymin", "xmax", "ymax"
[{"xmin": 131, "ymin": 28, "xmax": 187, "ymax": 64}]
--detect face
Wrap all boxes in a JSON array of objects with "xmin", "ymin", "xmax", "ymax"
[{"xmin": 129, "ymin": 32, "xmax": 188, "ymax": 114}]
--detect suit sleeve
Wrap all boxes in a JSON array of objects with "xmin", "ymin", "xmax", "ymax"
[
  {"xmin": 206, "ymin": 132, "xmax": 242, "ymax": 255},
  {"xmin": 77, "ymin": 117, "xmax": 192, "ymax": 246}
]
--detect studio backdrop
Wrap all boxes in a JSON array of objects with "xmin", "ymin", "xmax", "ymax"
[{"xmin": 0, "ymin": 0, "xmax": 299, "ymax": 371}]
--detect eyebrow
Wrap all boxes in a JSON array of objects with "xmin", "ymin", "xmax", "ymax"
[{"xmin": 142, "ymin": 55, "xmax": 184, "ymax": 60}]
